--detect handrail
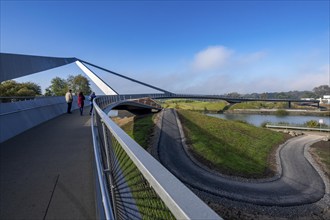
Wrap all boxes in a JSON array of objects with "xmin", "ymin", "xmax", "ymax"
[
  {"xmin": 266, "ymin": 124, "xmax": 330, "ymax": 132},
  {"xmin": 91, "ymin": 113, "xmax": 115, "ymax": 220},
  {"xmin": 91, "ymin": 95, "xmax": 221, "ymax": 220}
]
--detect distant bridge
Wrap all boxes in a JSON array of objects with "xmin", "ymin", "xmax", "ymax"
[{"xmin": 151, "ymin": 94, "xmax": 320, "ymax": 108}]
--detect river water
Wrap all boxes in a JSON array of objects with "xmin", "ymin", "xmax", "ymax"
[{"xmin": 207, "ymin": 113, "xmax": 330, "ymax": 127}]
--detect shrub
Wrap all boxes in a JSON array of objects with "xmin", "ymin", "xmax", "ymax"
[
  {"xmin": 275, "ymin": 109, "xmax": 289, "ymax": 116},
  {"xmin": 261, "ymin": 121, "xmax": 270, "ymax": 128},
  {"xmin": 305, "ymin": 120, "xmax": 319, "ymax": 128}
]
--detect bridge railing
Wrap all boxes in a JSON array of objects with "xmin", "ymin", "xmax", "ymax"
[
  {"xmin": 91, "ymin": 95, "xmax": 221, "ymax": 220},
  {"xmin": 0, "ymin": 96, "xmax": 86, "ymax": 143}
]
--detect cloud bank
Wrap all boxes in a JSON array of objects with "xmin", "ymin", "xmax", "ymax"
[
  {"xmin": 191, "ymin": 46, "xmax": 233, "ymax": 71},
  {"xmin": 139, "ymin": 45, "xmax": 328, "ymax": 95},
  {"xmin": 190, "ymin": 46, "xmax": 327, "ymax": 93}
]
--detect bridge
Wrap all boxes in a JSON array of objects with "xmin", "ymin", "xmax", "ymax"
[
  {"xmin": 0, "ymin": 53, "xmax": 223, "ymax": 220},
  {"xmin": 0, "ymin": 53, "xmax": 325, "ymax": 219}
]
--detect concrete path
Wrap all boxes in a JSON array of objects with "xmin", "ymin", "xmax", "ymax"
[
  {"xmin": 0, "ymin": 108, "xmax": 96, "ymax": 220},
  {"xmin": 158, "ymin": 109, "xmax": 326, "ymax": 206}
]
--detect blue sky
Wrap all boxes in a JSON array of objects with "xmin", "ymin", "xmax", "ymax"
[{"xmin": 1, "ymin": 0, "xmax": 329, "ymax": 95}]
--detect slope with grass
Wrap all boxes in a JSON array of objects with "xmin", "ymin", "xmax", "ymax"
[
  {"xmin": 116, "ymin": 114, "xmax": 154, "ymax": 150},
  {"xmin": 158, "ymin": 109, "xmax": 327, "ymax": 208},
  {"xmin": 162, "ymin": 99, "xmax": 227, "ymax": 112},
  {"xmin": 177, "ymin": 110, "xmax": 286, "ymax": 177},
  {"xmin": 229, "ymin": 101, "xmax": 288, "ymax": 110}
]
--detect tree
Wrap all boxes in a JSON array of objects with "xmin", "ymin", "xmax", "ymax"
[
  {"xmin": 45, "ymin": 74, "xmax": 92, "ymax": 96},
  {"xmin": 260, "ymin": 93, "xmax": 268, "ymax": 99},
  {"xmin": 21, "ymin": 82, "xmax": 41, "ymax": 95},
  {"xmin": 0, "ymin": 80, "xmax": 20, "ymax": 96},
  {"xmin": 226, "ymin": 92, "xmax": 241, "ymax": 98},
  {"xmin": 45, "ymin": 77, "xmax": 68, "ymax": 96},
  {"xmin": 0, "ymin": 80, "xmax": 41, "ymax": 97},
  {"xmin": 313, "ymin": 85, "xmax": 330, "ymax": 98},
  {"xmin": 67, "ymin": 74, "xmax": 92, "ymax": 95}
]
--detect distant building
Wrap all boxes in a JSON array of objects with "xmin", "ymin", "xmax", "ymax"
[
  {"xmin": 318, "ymin": 95, "xmax": 330, "ymax": 104},
  {"xmin": 322, "ymin": 95, "xmax": 330, "ymax": 104}
]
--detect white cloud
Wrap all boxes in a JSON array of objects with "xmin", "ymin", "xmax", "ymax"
[
  {"xmin": 142, "ymin": 45, "xmax": 328, "ymax": 95},
  {"xmin": 191, "ymin": 46, "xmax": 234, "ymax": 71},
  {"xmin": 238, "ymin": 51, "xmax": 267, "ymax": 64}
]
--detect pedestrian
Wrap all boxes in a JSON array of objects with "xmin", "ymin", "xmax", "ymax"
[
  {"xmin": 89, "ymin": 92, "xmax": 96, "ymax": 115},
  {"xmin": 78, "ymin": 91, "xmax": 85, "ymax": 116},
  {"xmin": 65, "ymin": 89, "xmax": 73, "ymax": 114}
]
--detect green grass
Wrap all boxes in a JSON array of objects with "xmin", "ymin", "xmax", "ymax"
[
  {"xmin": 162, "ymin": 99, "xmax": 227, "ymax": 111},
  {"xmin": 275, "ymin": 109, "xmax": 289, "ymax": 116},
  {"xmin": 111, "ymin": 135, "xmax": 175, "ymax": 220},
  {"xmin": 113, "ymin": 114, "xmax": 175, "ymax": 219},
  {"xmin": 229, "ymin": 101, "xmax": 288, "ymax": 110},
  {"xmin": 120, "ymin": 114, "xmax": 154, "ymax": 149},
  {"xmin": 177, "ymin": 110, "xmax": 286, "ymax": 177}
]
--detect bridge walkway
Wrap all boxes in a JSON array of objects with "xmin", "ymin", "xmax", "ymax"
[{"xmin": 0, "ymin": 108, "xmax": 96, "ymax": 220}]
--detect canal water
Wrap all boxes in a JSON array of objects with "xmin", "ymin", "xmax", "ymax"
[{"xmin": 207, "ymin": 113, "xmax": 330, "ymax": 127}]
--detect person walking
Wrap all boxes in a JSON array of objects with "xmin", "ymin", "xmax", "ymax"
[
  {"xmin": 65, "ymin": 89, "xmax": 73, "ymax": 114},
  {"xmin": 89, "ymin": 92, "xmax": 96, "ymax": 115},
  {"xmin": 78, "ymin": 91, "xmax": 85, "ymax": 116}
]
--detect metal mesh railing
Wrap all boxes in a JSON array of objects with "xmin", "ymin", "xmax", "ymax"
[
  {"xmin": 94, "ymin": 102, "xmax": 174, "ymax": 220},
  {"xmin": 91, "ymin": 95, "xmax": 221, "ymax": 220},
  {"xmin": 102, "ymin": 125, "xmax": 175, "ymax": 220}
]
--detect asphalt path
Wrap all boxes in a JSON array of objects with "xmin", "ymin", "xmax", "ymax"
[
  {"xmin": 158, "ymin": 109, "xmax": 326, "ymax": 206},
  {"xmin": 0, "ymin": 108, "xmax": 96, "ymax": 220}
]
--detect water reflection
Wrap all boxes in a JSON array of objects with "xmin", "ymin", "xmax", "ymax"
[{"xmin": 207, "ymin": 113, "xmax": 330, "ymax": 127}]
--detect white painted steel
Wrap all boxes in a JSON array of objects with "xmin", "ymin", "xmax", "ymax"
[{"xmin": 75, "ymin": 61, "xmax": 117, "ymax": 95}]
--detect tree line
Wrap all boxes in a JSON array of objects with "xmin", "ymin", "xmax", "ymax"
[
  {"xmin": 224, "ymin": 85, "xmax": 330, "ymax": 99},
  {"xmin": 0, "ymin": 76, "xmax": 329, "ymax": 100},
  {"xmin": 0, "ymin": 74, "xmax": 91, "ymax": 97}
]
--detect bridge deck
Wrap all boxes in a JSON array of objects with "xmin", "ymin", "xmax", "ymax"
[{"xmin": 0, "ymin": 108, "xmax": 96, "ymax": 220}]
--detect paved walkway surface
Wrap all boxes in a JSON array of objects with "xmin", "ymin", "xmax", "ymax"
[
  {"xmin": 158, "ymin": 109, "xmax": 326, "ymax": 206},
  {"xmin": 0, "ymin": 108, "xmax": 96, "ymax": 220}
]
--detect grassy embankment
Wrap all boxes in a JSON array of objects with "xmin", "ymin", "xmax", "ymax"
[
  {"xmin": 116, "ymin": 103, "xmax": 287, "ymax": 177},
  {"xmin": 113, "ymin": 113, "xmax": 176, "ymax": 219},
  {"xmin": 119, "ymin": 114, "xmax": 154, "ymax": 150},
  {"xmin": 177, "ymin": 110, "xmax": 286, "ymax": 177},
  {"xmin": 229, "ymin": 101, "xmax": 288, "ymax": 110},
  {"xmin": 162, "ymin": 99, "xmax": 227, "ymax": 112},
  {"xmin": 115, "ymin": 100, "xmax": 328, "ymax": 178}
]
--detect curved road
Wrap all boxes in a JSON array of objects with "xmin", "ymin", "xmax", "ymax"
[{"xmin": 158, "ymin": 109, "xmax": 325, "ymax": 206}]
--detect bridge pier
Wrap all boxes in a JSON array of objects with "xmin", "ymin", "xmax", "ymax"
[{"xmin": 288, "ymin": 101, "xmax": 291, "ymax": 108}]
